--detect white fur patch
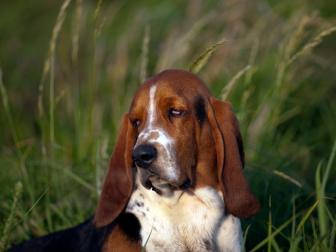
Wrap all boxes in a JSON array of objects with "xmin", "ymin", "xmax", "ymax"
[
  {"xmin": 126, "ymin": 178, "xmax": 243, "ymax": 252},
  {"xmin": 147, "ymin": 85, "xmax": 157, "ymax": 128}
]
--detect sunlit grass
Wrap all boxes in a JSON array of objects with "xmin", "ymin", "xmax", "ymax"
[{"xmin": 0, "ymin": 0, "xmax": 335, "ymax": 251}]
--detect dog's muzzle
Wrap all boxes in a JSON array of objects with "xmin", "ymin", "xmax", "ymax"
[{"xmin": 133, "ymin": 143, "xmax": 191, "ymax": 195}]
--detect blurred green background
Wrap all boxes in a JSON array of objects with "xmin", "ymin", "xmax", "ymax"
[{"xmin": 1, "ymin": 0, "xmax": 336, "ymax": 251}]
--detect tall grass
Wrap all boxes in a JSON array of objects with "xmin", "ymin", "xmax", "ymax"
[
  {"xmin": 0, "ymin": 0, "xmax": 335, "ymax": 251},
  {"xmin": 0, "ymin": 182, "xmax": 22, "ymax": 251}
]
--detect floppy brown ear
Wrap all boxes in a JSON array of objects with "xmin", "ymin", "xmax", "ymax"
[
  {"xmin": 94, "ymin": 114, "xmax": 136, "ymax": 227},
  {"xmin": 207, "ymin": 97, "xmax": 260, "ymax": 218}
]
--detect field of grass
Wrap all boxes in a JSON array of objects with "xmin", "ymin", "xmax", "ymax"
[{"xmin": 0, "ymin": 0, "xmax": 336, "ymax": 251}]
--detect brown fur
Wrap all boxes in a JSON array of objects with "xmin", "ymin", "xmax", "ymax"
[
  {"xmin": 102, "ymin": 226, "xmax": 141, "ymax": 252},
  {"xmin": 207, "ymin": 98, "xmax": 260, "ymax": 217},
  {"xmin": 95, "ymin": 115, "xmax": 136, "ymax": 227}
]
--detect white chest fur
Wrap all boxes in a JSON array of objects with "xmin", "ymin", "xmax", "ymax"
[{"xmin": 126, "ymin": 182, "xmax": 243, "ymax": 252}]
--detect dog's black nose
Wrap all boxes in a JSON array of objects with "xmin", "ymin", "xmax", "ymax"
[{"xmin": 132, "ymin": 144, "xmax": 157, "ymax": 168}]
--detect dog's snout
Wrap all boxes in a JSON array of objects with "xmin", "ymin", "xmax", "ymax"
[{"xmin": 133, "ymin": 144, "xmax": 157, "ymax": 168}]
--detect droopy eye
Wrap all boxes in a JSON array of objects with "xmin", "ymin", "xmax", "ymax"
[
  {"xmin": 131, "ymin": 119, "xmax": 141, "ymax": 128},
  {"xmin": 168, "ymin": 108, "xmax": 185, "ymax": 117}
]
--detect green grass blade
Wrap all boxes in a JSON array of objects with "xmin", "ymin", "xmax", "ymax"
[
  {"xmin": 289, "ymin": 196, "xmax": 297, "ymax": 252},
  {"xmin": 322, "ymin": 139, "xmax": 336, "ymax": 191},
  {"xmin": 250, "ymin": 216, "xmax": 295, "ymax": 252},
  {"xmin": 315, "ymin": 161, "xmax": 328, "ymax": 249},
  {"xmin": 0, "ymin": 68, "xmax": 22, "ymax": 157},
  {"xmin": 243, "ymin": 224, "xmax": 251, "ymax": 248},
  {"xmin": 251, "ymin": 200, "xmax": 318, "ymax": 252},
  {"xmin": 296, "ymin": 201, "xmax": 319, "ymax": 233},
  {"xmin": 271, "ymin": 239, "xmax": 282, "ymax": 252},
  {"xmin": 329, "ymin": 221, "xmax": 336, "ymax": 252},
  {"xmin": 268, "ymin": 196, "xmax": 272, "ymax": 252}
]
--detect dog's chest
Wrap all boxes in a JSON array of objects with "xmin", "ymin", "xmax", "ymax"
[{"xmin": 126, "ymin": 186, "xmax": 242, "ymax": 252}]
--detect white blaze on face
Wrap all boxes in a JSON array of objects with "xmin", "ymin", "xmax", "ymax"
[
  {"xmin": 135, "ymin": 85, "xmax": 179, "ymax": 181},
  {"xmin": 147, "ymin": 85, "xmax": 156, "ymax": 129}
]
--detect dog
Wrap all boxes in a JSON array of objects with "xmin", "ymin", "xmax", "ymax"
[{"xmin": 9, "ymin": 69, "xmax": 260, "ymax": 252}]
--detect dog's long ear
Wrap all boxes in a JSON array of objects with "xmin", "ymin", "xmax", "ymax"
[
  {"xmin": 94, "ymin": 114, "xmax": 136, "ymax": 227},
  {"xmin": 207, "ymin": 97, "xmax": 260, "ymax": 218}
]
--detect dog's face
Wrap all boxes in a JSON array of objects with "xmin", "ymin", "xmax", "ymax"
[
  {"xmin": 94, "ymin": 69, "xmax": 260, "ymax": 227},
  {"xmin": 129, "ymin": 72, "xmax": 213, "ymax": 195}
]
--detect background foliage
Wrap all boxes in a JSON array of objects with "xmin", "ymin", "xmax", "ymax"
[{"xmin": 0, "ymin": 0, "xmax": 336, "ymax": 251}]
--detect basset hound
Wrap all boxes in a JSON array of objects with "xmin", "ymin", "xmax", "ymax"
[{"xmin": 9, "ymin": 69, "xmax": 260, "ymax": 252}]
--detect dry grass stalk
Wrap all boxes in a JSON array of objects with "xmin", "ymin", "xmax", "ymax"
[
  {"xmin": 38, "ymin": 0, "xmax": 72, "ymax": 119},
  {"xmin": 287, "ymin": 25, "xmax": 336, "ymax": 66},
  {"xmin": 189, "ymin": 39, "xmax": 227, "ymax": 74},
  {"xmin": 72, "ymin": 0, "xmax": 83, "ymax": 64},
  {"xmin": 221, "ymin": 65, "xmax": 250, "ymax": 100},
  {"xmin": 0, "ymin": 68, "xmax": 22, "ymax": 157},
  {"xmin": 157, "ymin": 13, "xmax": 213, "ymax": 71},
  {"xmin": 273, "ymin": 170, "xmax": 303, "ymax": 188},
  {"xmin": 140, "ymin": 25, "xmax": 151, "ymax": 83}
]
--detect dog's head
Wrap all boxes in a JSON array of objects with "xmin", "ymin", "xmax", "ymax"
[{"xmin": 94, "ymin": 69, "xmax": 260, "ymax": 227}]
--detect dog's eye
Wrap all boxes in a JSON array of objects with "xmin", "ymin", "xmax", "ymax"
[
  {"xmin": 168, "ymin": 108, "xmax": 185, "ymax": 117},
  {"xmin": 131, "ymin": 119, "xmax": 141, "ymax": 128}
]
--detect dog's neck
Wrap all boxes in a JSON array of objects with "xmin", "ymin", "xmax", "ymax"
[{"xmin": 126, "ymin": 176, "xmax": 243, "ymax": 252}]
